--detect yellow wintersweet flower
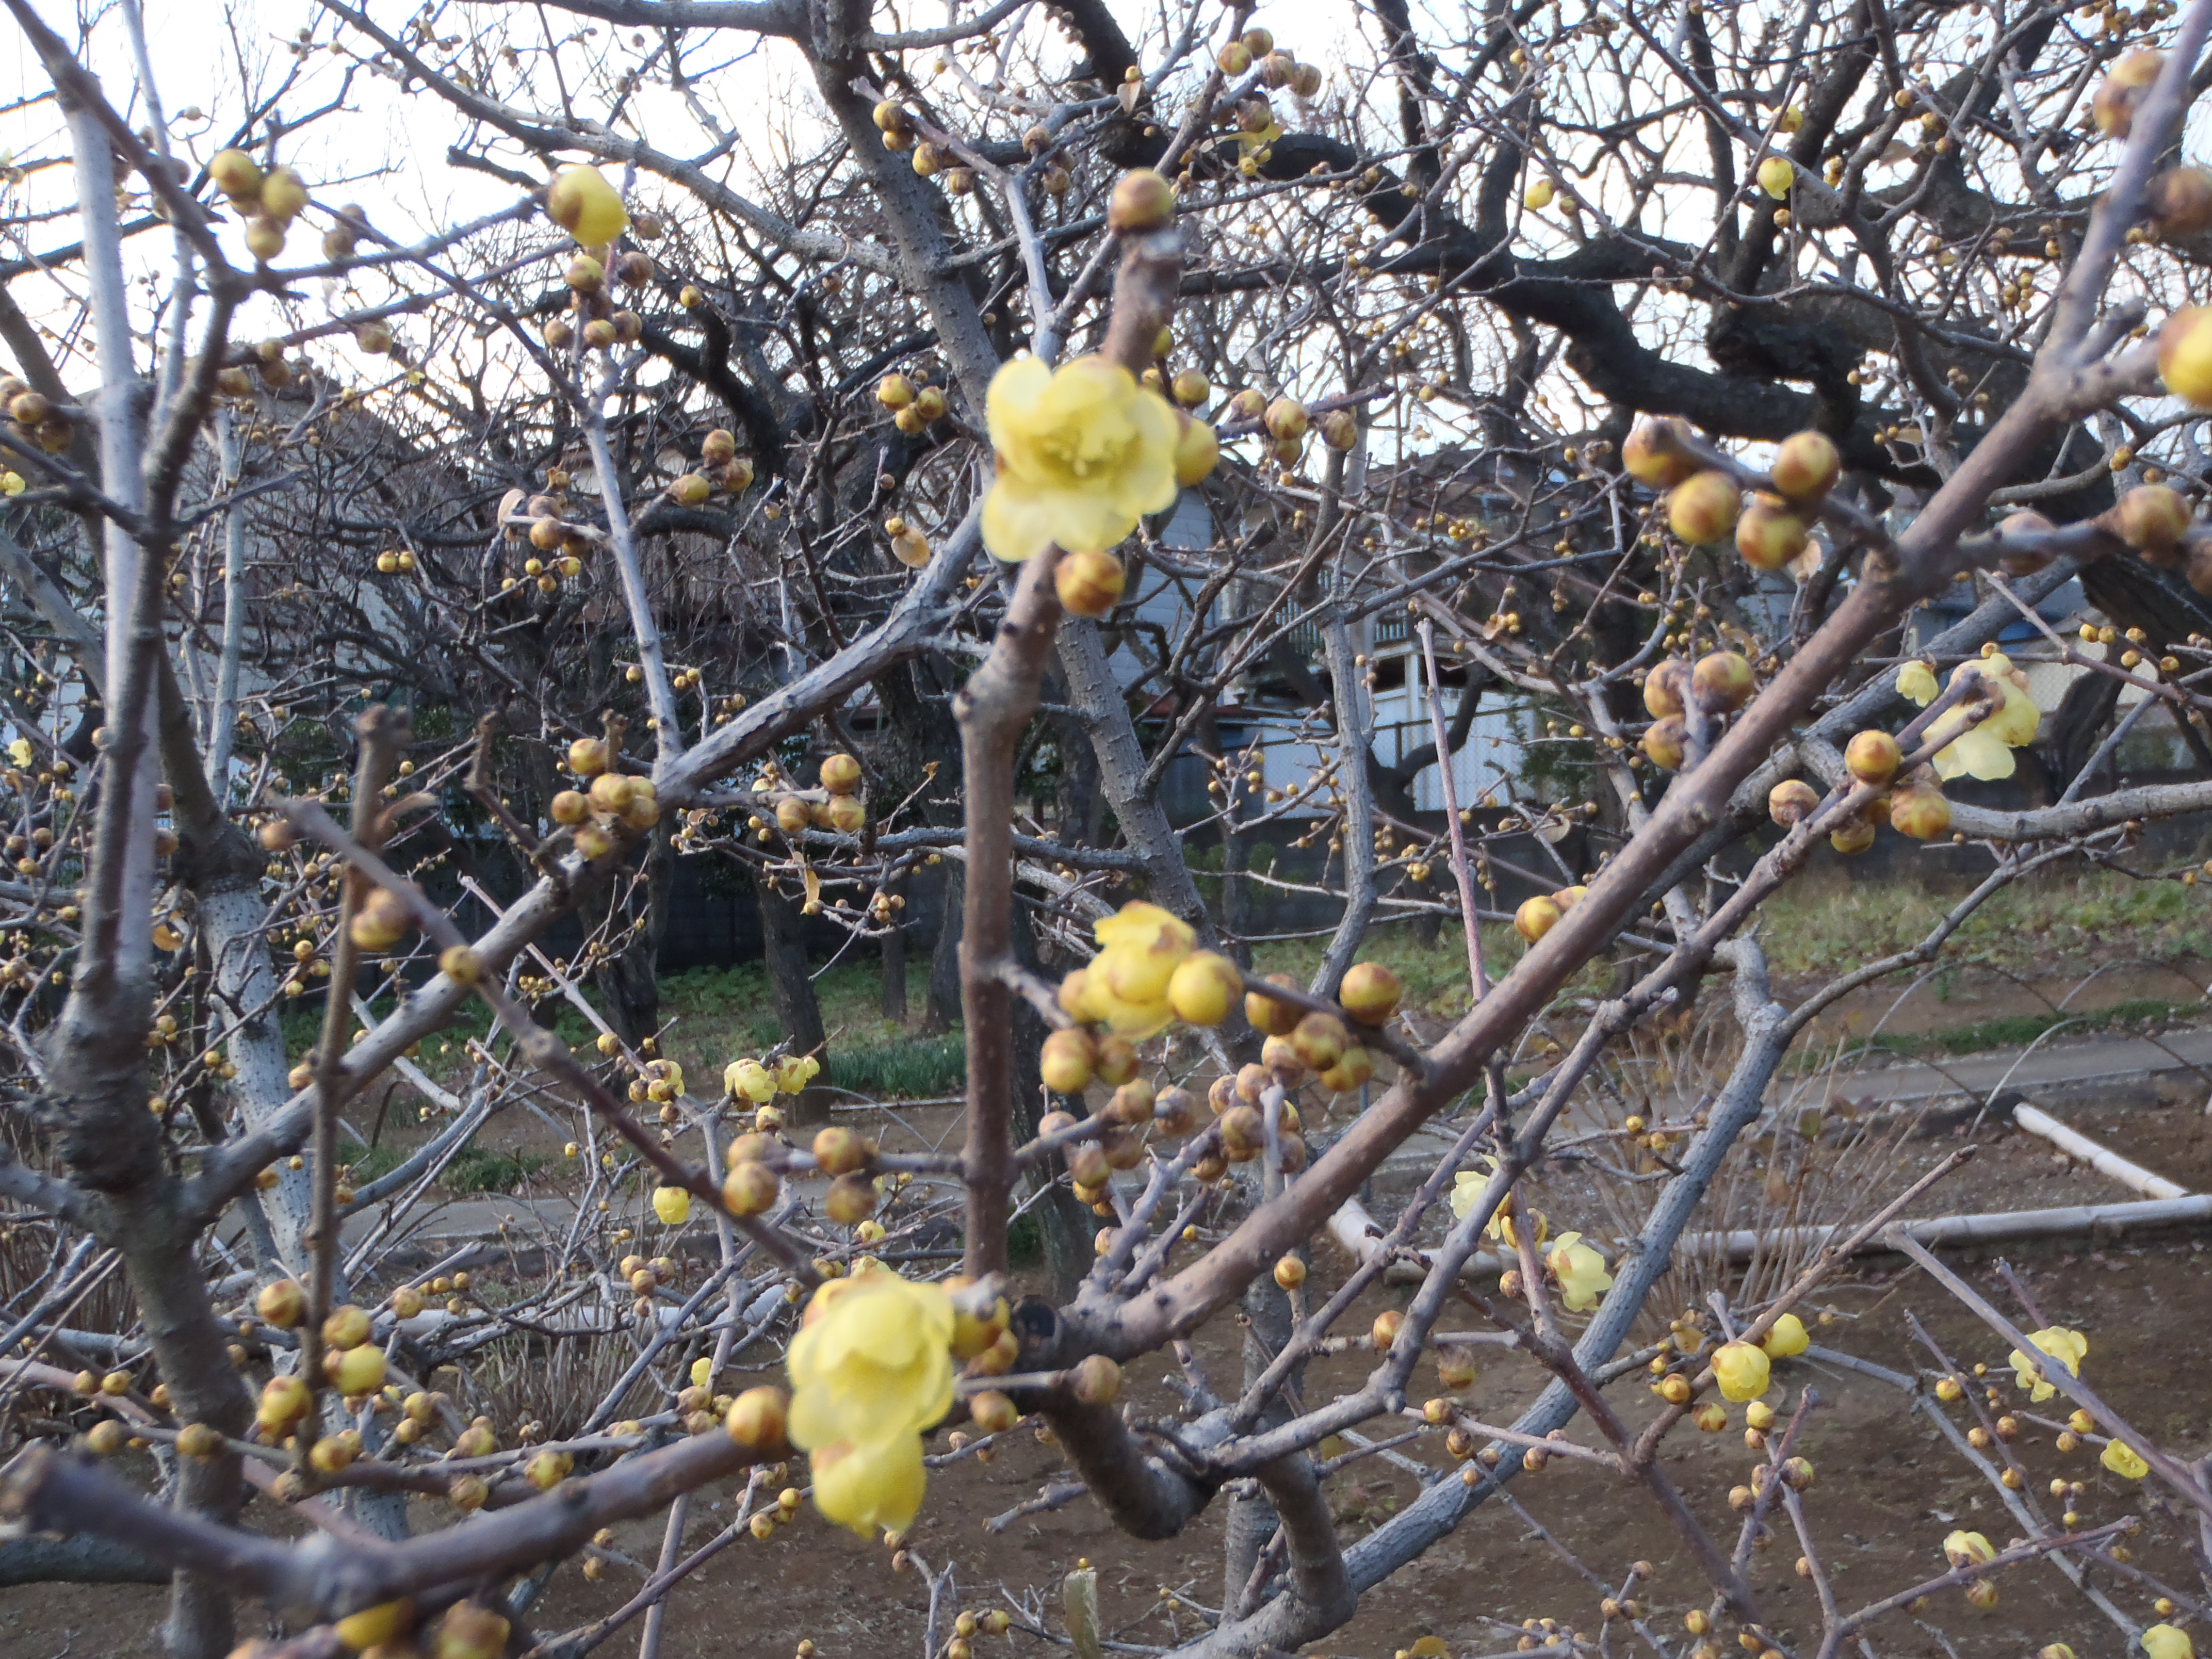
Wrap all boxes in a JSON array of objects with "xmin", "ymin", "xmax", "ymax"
[
  {"xmin": 981, "ymin": 355, "xmax": 1179, "ymax": 564},
  {"xmin": 2007, "ymin": 1325, "xmax": 2086, "ymax": 1403},
  {"xmin": 1448, "ymin": 1168, "xmax": 1493, "ymax": 1221},
  {"xmin": 1761, "ymin": 1313, "xmax": 1809, "ymax": 1359},
  {"xmin": 787, "ymin": 1272, "xmax": 955, "ymax": 1537},
  {"xmin": 1080, "ymin": 901, "xmax": 1196, "ymax": 1036},
  {"xmin": 2142, "ymin": 1624, "xmax": 2193, "ymax": 1659},
  {"xmin": 1544, "ymin": 1231, "xmax": 1613, "ymax": 1312},
  {"xmin": 811, "ymin": 1432, "xmax": 927, "ymax": 1536},
  {"xmin": 725, "ymin": 1059, "xmax": 775, "ymax": 1103},
  {"xmin": 2102, "ymin": 1439, "xmax": 2150, "ymax": 1479},
  {"xmin": 1942, "ymin": 1529, "xmax": 1996, "ymax": 1568},
  {"xmin": 1712, "ymin": 1340, "xmax": 1770, "ymax": 1402},
  {"xmin": 775, "ymin": 1054, "xmax": 821, "ymax": 1095},
  {"xmin": 1896, "ymin": 660, "xmax": 1939, "ymax": 706},
  {"xmin": 1925, "ymin": 657, "xmax": 2041, "ymax": 782},
  {"xmin": 789, "ymin": 1273, "xmax": 954, "ymax": 1445}
]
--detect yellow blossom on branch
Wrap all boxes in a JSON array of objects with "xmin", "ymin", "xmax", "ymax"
[
  {"xmin": 1896, "ymin": 660, "xmax": 1939, "ymax": 705},
  {"xmin": 1712, "ymin": 1340, "xmax": 1770, "ymax": 1402},
  {"xmin": 1760, "ymin": 1313, "xmax": 1809, "ymax": 1359},
  {"xmin": 725, "ymin": 1058, "xmax": 775, "ymax": 1102},
  {"xmin": 2007, "ymin": 1325, "xmax": 2086, "ymax": 1403},
  {"xmin": 1924, "ymin": 655, "xmax": 2041, "ymax": 781},
  {"xmin": 2102, "ymin": 1439, "xmax": 2150, "ymax": 1479},
  {"xmin": 1447, "ymin": 1167, "xmax": 1494, "ymax": 1221},
  {"xmin": 2143, "ymin": 1625, "xmax": 2194, "ymax": 1659},
  {"xmin": 981, "ymin": 355, "xmax": 1179, "ymax": 564},
  {"xmin": 1544, "ymin": 1231, "xmax": 1613, "ymax": 1312},
  {"xmin": 787, "ymin": 1272, "xmax": 954, "ymax": 1536},
  {"xmin": 1072, "ymin": 901, "xmax": 1196, "ymax": 1036},
  {"xmin": 1942, "ymin": 1529, "xmax": 1996, "ymax": 1568}
]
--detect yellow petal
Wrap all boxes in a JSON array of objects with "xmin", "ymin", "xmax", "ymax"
[
  {"xmin": 982, "ymin": 475, "xmax": 1055, "ymax": 563},
  {"xmin": 1712, "ymin": 1341, "xmax": 1770, "ymax": 1402},
  {"xmin": 1094, "ymin": 901, "xmax": 1196, "ymax": 953},
  {"xmin": 811, "ymin": 1434, "xmax": 927, "ymax": 1537},
  {"xmin": 1760, "ymin": 1313, "xmax": 1808, "ymax": 1359},
  {"xmin": 1448, "ymin": 1170, "xmax": 1486, "ymax": 1219},
  {"xmin": 547, "ymin": 165, "xmax": 629, "ymax": 245},
  {"xmin": 984, "ymin": 355, "xmax": 1053, "ymax": 459},
  {"xmin": 1896, "ymin": 661, "xmax": 1938, "ymax": 706}
]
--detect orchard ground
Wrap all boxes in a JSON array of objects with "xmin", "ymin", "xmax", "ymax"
[
  {"xmin": 10, "ymin": 867, "xmax": 2212, "ymax": 1656},
  {"xmin": 10, "ymin": 1158, "xmax": 2212, "ymax": 1658}
]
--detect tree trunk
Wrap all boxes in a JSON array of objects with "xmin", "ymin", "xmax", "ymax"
[
  {"xmin": 753, "ymin": 867, "xmax": 832, "ymax": 1123},
  {"xmin": 881, "ymin": 883, "xmax": 908, "ymax": 1024},
  {"xmin": 1221, "ymin": 824, "xmax": 1251, "ymax": 968},
  {"xmin": 924, "ymin": 859, "xmax": 963, "ymax": 1036},
  {"xmin": 1222, "ymin": 1240, "xmax": 1297, "ymax": 1614},
  {"xmin": 592, "ymin": 825, "xmax": 674, "ymax": 1048}
]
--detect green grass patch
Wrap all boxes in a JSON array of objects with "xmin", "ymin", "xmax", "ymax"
[
  {"xmin": 443, "ymin": 1147, "xmax": 547, "ymax": 1193},
  {"xmin": 824, "ymin": 1032, "xmax": 966, "ymax": 1098},
  {"xmin": 334, "ymin": 1138, "xmax": 543, "ymax": 1194},
  {"xmin": 1755, "ymin": 869, "xmax": 2212, "ymax": 980},
  {"xmin": 336, "ymin": 1141, "xmax": 403, "ymax": 1184}
]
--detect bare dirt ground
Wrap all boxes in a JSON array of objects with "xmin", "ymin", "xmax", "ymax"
[{"xmin": 10, "ymin": 1099, "xmax": 2211, "ymax": 1659}]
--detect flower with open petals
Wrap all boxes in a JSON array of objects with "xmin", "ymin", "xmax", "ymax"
[
  {"xmin": 1076, "ymin": 901, "xmax": 1196, "ymax": 1036},
  {"xmin": 1712, "ymin": 1340, "xmax": 1770, "ymax": 1402},
  {"xmin": 2103, "ymin": 1439, "xmax": 2150, "ymax": 1479},
  {"xmin": 1925, "ymin": 657, "xmax": 2041, "ymax": 782},
  {"xmin": 1449, "ymin": 1167, "xmax": 1495, "ymax": 1222},
  {"xmin": 982, "ymin": 355, "xmax": 1179, "ymax": 563},
  {"xmin": 775, "ymin": 1054, "xmax": 821, "ymax": 1095},
  {"xmin": 2007, "ymin": 1325, "xmax": 2086, "ymax": 1403},
  {"xmin": 726, "ymin": 1058, "xmax": 775, "ymax": 1102},
  {"xmin": 1897, "ymin": 660, "xmax": 1939, "ymax": 705},
  {"xmin": 1545, "ymin": 1231, "xmax": 1613, "ymax": 1312},
  {"xmin": 1761, "ymin": 1312, "xmax": 1810, "ymax": 1359},
  {"xmin": 787, "ymin": 1272, "xmax": 954, "ymax": 1536},
  {"xmin": 810, "ymin": 1432, "xmax": 927, "ymax": 1538},
  {"xmin": 2143, "ymin": 1625, "xmax": 2194, "ymax": 1659},
  {"xmin": 1943, "ymin": 1530, "xmax": 1996, "ymax": 1568}
]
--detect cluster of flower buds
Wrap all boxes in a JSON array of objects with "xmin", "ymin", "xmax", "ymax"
[
  {"xmin": 1216, "ymin": 26, "xmax": 1323, "ymax": 98},
  {"xmin": 745, "ymin": 751, "xmax": 868, "ymax": 841},
  {"xmin": 546, "ymin": 246, "xmax": 646, "ymax": 354},
  {"xmin": 501, "ymin": 468, "xmax": 594, "ymax": 593},
  {"xmin": 209, "ymin": 145, "xmax": 311, "ymax": 262},
  {"xmin": 876, "ymin": 371, "xmax": 950, "ymax": 435},
  {"xmin": 721, "ymin": 1120, "xmax": 873, "ymax": 1226},
  {"xmin": 668, "ymin": 426, "xmax": 754, "ymax": 505},
  {"xmin": 1633, "ymin": 647, "xmax": 1756, "ymax": 773},
  {"xmin": 0, "ymin": 377, "xmax": 75, "ymax": 456},
  {"xmin": 1625, "ymin": 416, "xmax": 1841, "ymax": 575},
  {"xmin": 552, "ymin": 736, "xmax": 660, "ymax": 859}
]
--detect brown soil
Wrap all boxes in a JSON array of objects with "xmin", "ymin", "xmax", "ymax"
[{"xmin": 11, "ymin": 1102, "xmax": 2212, "ymax": 1659}]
